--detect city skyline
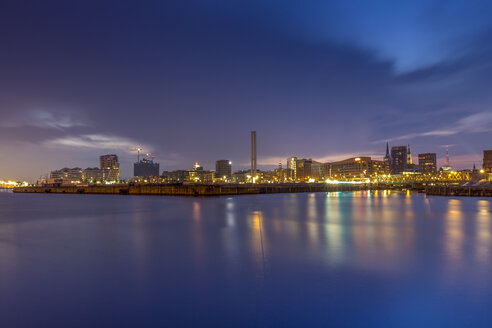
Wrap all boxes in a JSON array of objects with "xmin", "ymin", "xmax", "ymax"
[{"xmin": 1, "ymin": 1, "xmax": 492, "ymax": 180}]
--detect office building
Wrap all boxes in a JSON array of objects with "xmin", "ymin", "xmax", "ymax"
[
  {"xmin": 50, "ymin": 167, "xmax": 83, "ymax": 182},
  {"xmin": 134, "ymin": 158, "xmax": 160, "ymax": 177},
  {"xmin": 100, "ymin": 154, "xmax": 120, "ymax": 181},
  {"xmin": 83, "ymin": 167, "xmax": 104, "ymax": 182},
  {"xmin": 287, "ymin": 157, "xmax": 298, "ymax": 180},
  {"xmin": 484, "ymin": 150, "xmax": 492, "ymax": 173},
  {"xmin": 327, "ymin": 157, "xmax": 387, "ymax": 180},
  {"xmin": 391, "ymin": 146, "xmax": 407, "ymax": 174},
  {"xmin": 215, "ymin": 160, "xmax": 232, "ymax": 179},
  {"xmin": 295, "ymin": 158, "xmax": 324, "ymax": 181},
  {"xmin": 418, "ymin": 153, "xmax": 437, "ymax": 173}
]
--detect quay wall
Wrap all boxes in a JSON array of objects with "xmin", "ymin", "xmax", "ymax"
[
  {"xmin": 13, "ymin": 183, "xmax": 392, "ymax": 196},
  {"xmin": 425, "ymin": 185, "xmax": 492, "ymax": 197}
]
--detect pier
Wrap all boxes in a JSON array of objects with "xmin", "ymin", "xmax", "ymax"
[{"xmin": 14, "ymin": 183, "xmax": 394, "ymax": 196}]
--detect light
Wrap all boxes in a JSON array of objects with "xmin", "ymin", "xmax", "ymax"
[
  {"xmin": 355, "ymin": 157, "xmax": 361, "ymax": 161},
  {"xmin": 480, "ymin": 169, "xmax": 485, "ymax": 174}
]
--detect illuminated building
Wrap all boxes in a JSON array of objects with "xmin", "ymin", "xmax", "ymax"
[
  {"xmin": 407, "ymin": 144, "xmax": 413, "ymax": 164},
  {"xmin": 326, "ymin": 157, "xmax": 387, "ymax": 180},
  {"xmin": 50, "ymin": 167, "xmax": 83, "ymax": 182},
  {"xmin": 161, "ymin": 162, "xmax": 213, "ymax": 183},
  {"xmin": 100, "ymin": 154, "xmax": 120, "ymax": 181},
  {"xmin": 274, "ymin": 167, "xmax": 293, "ymax": 182},
  {"xmin": 295, "ymin": 159, "xmax": 324, "ymax": 182},
  {"xmin": 83, "ymin": 167, "xmax": 104, "ymax": 182},
  {"xmin": 287, "ymin": 157, "xmax": 298, "ymax": 180},
  {"xmin": 483, "ymin": 150, "xmax": 492, "ymax": 173},
  {"xmin": 418, "ymin": 153, "xmax": 437, "ymax": 173},
  {"xmin": 134, "ymin": 158, "xmax": 160, "ymax": 177},
  {"xmin": 215, "ymin": 160, "xmax": 232, "ymax": 179},
  {"xmin": 391, "ymin": 146, "xmax": 407, "ymax": 174}
]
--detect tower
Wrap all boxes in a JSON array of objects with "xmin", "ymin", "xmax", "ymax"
[
  {"xmin": 251, "ymin": 131, "xmax": 257, "ymax": 179},
  {"xmin": 407, "ymin": 144, "xmax": 413, "ymax": 165},
  {"xmin": 384, "ymin": 142, "xmax": 391, "ymax": 164}
]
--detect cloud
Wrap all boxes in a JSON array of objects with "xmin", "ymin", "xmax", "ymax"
[
  {"xmin": 377, "ymin": 111, "xmax": 492, "ymax": 143},
  {"xmin": 0, "ymin": 109, "xmax": 86, "ymax": 130},
  {"xmin": 44, "ymin": 134, "xmax": 146, "ymax": 151}
]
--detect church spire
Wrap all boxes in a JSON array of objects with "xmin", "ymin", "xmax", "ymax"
[
  {"xmin": 407, "ymin": 144, "xmax": 413, "ymax": 165},
  {"xmin": 384, "ymin": 142, "xmax": 391, "ymax": 163}
]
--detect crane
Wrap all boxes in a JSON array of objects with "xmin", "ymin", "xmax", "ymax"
[{"xmin": 131, "ymin": 146, "xmax": 143, "ymax": 162}]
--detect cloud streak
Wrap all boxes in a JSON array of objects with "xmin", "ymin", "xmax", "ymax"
[
  {"xmin": 44, "ymin": 134, "xmax": 147, "ymax": 152},
  {"xmin": 0, "ymin": 109, "xmax": 87, "ymax": 130},
  {"xmin": 377, "ymin": 111, "xmax": 492, "ymax": 143}
]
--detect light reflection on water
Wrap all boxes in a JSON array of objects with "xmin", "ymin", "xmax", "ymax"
[{"xmin": 1, "ymin": 191, "xmax": 492, "ymax": 327}]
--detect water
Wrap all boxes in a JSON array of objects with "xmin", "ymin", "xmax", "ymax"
[{"xmin": 1, "ymin": 190, "xmax": 492, "ymax": 327}]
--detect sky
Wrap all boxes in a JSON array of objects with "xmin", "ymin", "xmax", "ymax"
[{"xmin": 1, "ymin": 0, "xmax": 492, "ymax": 180}]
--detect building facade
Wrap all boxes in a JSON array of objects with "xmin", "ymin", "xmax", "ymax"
[
  {"xmin": 295, "ymin": 159, "xmax": 324, "ymax": 181},
  {"xmin": 327, "ymin": 157, "xmax": 388, "ymax": 180},
  {"xmin": 287, "ymin": 157, "xmax": 298, "ymax": 180},
  {"xmin": 418, "ymin": 153, "xmax": 437, "ymax": 173},
  {"xmin": 83, "ymin": 167, "xmax": 104, "ymax": 182},
  {"xmin": 215, "ymin": 160, "xmax": 232, "ymax": 179},
  {"xmin": 483, "ymin": 150, "xmax": 492, "ymax": 173},
  {"xmin": 100, "ymin": 154, "xmax": 120, "ymax": 181},
  {"xmin": 134, "ymin": 159, "xmax": 160, "ymax": 177},
  {"xmin": 391, "ymin": 146, "xmax": 407, "ymax": 174},
  {"xmin": 50, "ymin": 168, "xmax": 83, "ymax": 182}
]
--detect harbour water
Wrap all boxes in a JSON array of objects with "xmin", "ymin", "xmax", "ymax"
[{"xmin": 1, "ymin": 190, "xmax": 492, "ymax": 327}]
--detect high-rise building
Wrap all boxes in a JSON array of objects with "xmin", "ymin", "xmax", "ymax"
[
  {"xmin": 418, "ymin": 153, "xmax": 437, "ymax": 173},
  {"xmin": 100, "ymin": 154, "xmax": 120, "ymax": 181},
  {"xmin": 391, "ymin": 146, "xmax": 407, "ymax": 174},
  {"xmin": 483, "ymin": 150, "xmax": 492, "ymax": 173},
  {"xmin": 134, "ymin": 158, "xmax": 160, "ymax": 177},
  {"xmin": 287, "ymin": 157, "xmax": 297, "ymax": 180},
  {"xmin": 215, "ymin": 160, "xmax": 232, "ymax": 179}
]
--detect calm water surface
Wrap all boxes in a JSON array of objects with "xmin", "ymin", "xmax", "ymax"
[{"xmin": 1, "ymin": 190, "xmax": 492, "ymax": 327}]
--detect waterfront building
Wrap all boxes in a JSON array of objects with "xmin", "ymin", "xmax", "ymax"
[
  {"xmin": 391, "ymin": 146, "xmax": 407, "ymax": 174},
  {"xmin": 295, "ymin": 159, "xmax": 324, "ymax": 182},
  {"xmin": 215, "ymin": 160, "xmax": 232, "ymax": 180},
  {"xmin": 274, "ymin": 167, "xmax": 293, "ymax": 182},
  {"xmin": 50, "ymin": 167, "xmax": 83, "ymax": 181},
  {"xmin": 418, "ymin": 153, "xmax": 437, "ymax": 173},
  {"xmin": 83, "ymin": 167, "xmax": 104, "ymax": 182},
  {"xmin": 161, "ymin": 162, "xmax": 213, "ymax": 183},
  {"xmin": 100, "ymin": 154, "xmax": 120, "ymax": 181},
  {"xmin": 483, "ymin": 150, "xmax": 492, "ymax": 173},
  {"xmin": 134, "ymin": 158, "xmax": 160, "ymax": 177},
  {"xmin": 287, "ymin": 157, "xmax": 298, "ymax": 180},
  {"xmin": 327, "ymin": 157, "xmax": 387, "ymax": 180}
]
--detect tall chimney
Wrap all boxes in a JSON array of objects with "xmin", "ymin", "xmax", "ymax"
[{"xmin": 251, "ymin": 131, "xmax": 257, "ymax": 180}]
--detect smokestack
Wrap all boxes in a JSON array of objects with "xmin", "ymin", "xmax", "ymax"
[{"xmin": 251, "ymin": 131, "xmax": 257, "ymax": 179}]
